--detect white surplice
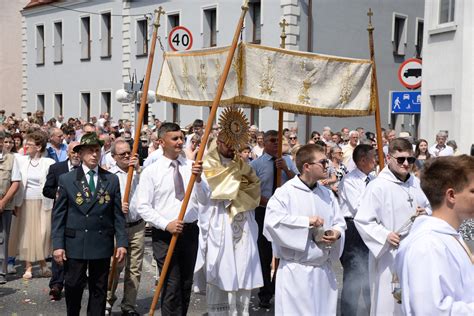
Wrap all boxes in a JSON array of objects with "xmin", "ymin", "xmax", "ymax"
[
  {"xmin": 194, "ymin": 200, "xmax": 263, "ymax": 292},
  {"xmin": 263, "ymin": 176, "xmax": 346, "ymax": 316},
  {"xmin": 395, "ymin": 216, "xmax": 474, "ymax": 315},
  {"xmin": 354, "ymin": 167, "xmax": 431, "ymax": 316}
]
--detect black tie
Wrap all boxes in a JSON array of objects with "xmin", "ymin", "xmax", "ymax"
[{"xmin": 365, "ymin": 176, "xmax": 371, "ymax": 186}]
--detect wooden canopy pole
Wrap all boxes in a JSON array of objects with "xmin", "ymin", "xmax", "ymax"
[
  {"xmin": 367, "ymin": 8, "xmax": 385, "ymax": 170},
  {"xmin": 148, "ymin": 2, "xmax": 250, "ymax": 315},
  {"xmin": 107, "ymin": 7, "xmax": 165, "ymax": 292},
  {"xmin": 276, "ymin": 18, "xmax": 289, "ymax": 187}
]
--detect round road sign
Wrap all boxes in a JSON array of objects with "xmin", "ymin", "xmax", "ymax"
[
  {"xmin": 168, "ymin": 26, "xmax": 193, "ymax": 51},
  {"xmin": 398, "ymin": 58, "xmax": 422, "ymax": 89}
]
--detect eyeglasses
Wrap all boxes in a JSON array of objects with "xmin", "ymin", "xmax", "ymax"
[
  {"xmin": 308, "ymin": 158, "xmax": 330, "ymax": 167},
  {"xmin": 289, "ymin": 137, "xmax": 297, "ymax": 140},
  {"xmin": 116, "ymin": 151, "xmax": 131, "ymax": 157},
  {"xmin": 312, "ymin": 137, "xmax": 320, "ymax": 141},
  {"xmin": 392, "ymin": 156, "xmax": 416, "ymax": 164}
]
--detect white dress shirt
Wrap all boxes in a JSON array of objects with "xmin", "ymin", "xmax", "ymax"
[
  {"xmin": 338, "ymin": 167, "xmax": 374, "ymax": 218},
  {"xmin": 136, "ymin": 154, "xmax": 210, "ymax": 231},
  {"xmin": 82, "ymin": 164, "xmax": 99, "ymax": 189},
  {"xmin": 109, "ymin": 165, "xmax": 141, "ymax": 223}
]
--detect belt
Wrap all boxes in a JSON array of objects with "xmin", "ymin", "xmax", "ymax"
[{"xmin": 126, "ymin": 219, "xmax": 144, "ymax": 228}]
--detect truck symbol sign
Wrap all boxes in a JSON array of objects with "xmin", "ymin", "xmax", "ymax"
[{"xmin": 404, "ymin": 68, "xmax": 422, "ymax": 78}]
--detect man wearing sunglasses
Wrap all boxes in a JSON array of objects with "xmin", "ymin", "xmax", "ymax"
[
  {"xmin": 263, "ymin": 144, "xmax": 346, "ymax": 315},
  {"xmin": 355, "ymin": 138, "xmax": 431, "ymax": 316}
]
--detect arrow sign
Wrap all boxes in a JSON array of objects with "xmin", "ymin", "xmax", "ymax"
[{"xmin": 398, "ymin": 58, "xmax": 422, "ymax": 89}]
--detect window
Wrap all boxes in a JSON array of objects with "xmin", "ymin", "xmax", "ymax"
[
  {"xmin": 172, "ymin": 102, "xmax": 180, "ymax": 124},
  {"xmin": 36, "ymin": 25, "xmax": 45, "ymax": 65},
  {"xmin": 392, "ymin": 13, "xmax": 407, "ymax": 56},
  {"xmin": 53, "ymin": 21, "xmax": 63, "ymax": 63},
  {"xmin": 81, "ymin": 92, "xmax": 91, "ymax": 121},
  {"xmin": 250, "ymin": 107, "xmax": 259, "ymax": 126},
  {"xmin": 101, "ymin": 91, "xmax": 111, "ymax": 115},
  {"xmin": 249, "ymin": 0, "xmax": 261, "ymax": 44},
  {"xmin": 136, "ymin": 19, "xmax": 148, "ymax": 56},
  {"xmin": 168, "ymin": 13, "xmax": 180, "ymax": 30},
  {"xmin": 54, "ymin": 93, "xmax": 63, "ymax": 116},
  {"xmin": 101, "ymin": 12, "xmax": 112, "ymax": 58},
  {"xmin": 415, "ymin": 18, "xmax": 424, "ymax": 59},
  {"xmin": 80, "ymin": 16, "xmax": 91, "ymax": 60},
  {"xmin": 37, "ymin": 94, "xmax": 45, "ymax": 111},
  {"xmin": 439, "ymin": 0, "xmax": 455, "ymax": 24},
  {"xmin": 203, "ymin": 8, "xmax": 217, "ymax": 47}
]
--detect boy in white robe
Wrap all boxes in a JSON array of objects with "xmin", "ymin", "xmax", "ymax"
[
  {"xmin": 195, "ymin": 136, "xmax": 263, "ymax": 316},
  {"xmin": 354, "ymin": 138, "xmax": 431, "ymax": 316},
  {"xmin": 264, "ymin": 144, "xmax": 346, "ymax": 316},
  {"xmin": 395, "ymin": 155, "xmax": 474, "ymax": 315}
]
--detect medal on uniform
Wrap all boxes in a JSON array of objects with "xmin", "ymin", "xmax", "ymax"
[
  {"xmin": 105, "ymin": 192, "xmax": 111, "ymax": 203},
  {"xmin": 75, "ymin": 192, "xmax": 84, "ymax": 205}
]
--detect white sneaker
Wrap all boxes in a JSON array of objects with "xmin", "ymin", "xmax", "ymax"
[{"xmin": 7, "ymin": 264, "xmax": 16, "ymax": 274}]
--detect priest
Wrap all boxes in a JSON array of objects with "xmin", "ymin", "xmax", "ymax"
[
  {"xmin": 263, "ymin": 143, "xmax": 346, "ymax": 315},
  {"xmin": 354, "ymin": 138, "xmax": 431, "ymax": 315},
  {"xmin": 395, "ymin": 155, "xmax": 474, "ymax": 315},
  {"xmin": 194, "ymin": 109, "xmax": 263, "ymax": 315}
]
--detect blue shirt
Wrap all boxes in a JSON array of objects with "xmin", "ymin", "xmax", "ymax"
[
  {"xmin": 46, "ymin": 143, "xmax": 68, "ymax": 162},
  {"xmin": 250, "ymin": 152, "xmax": 299, "ymax": 199}
]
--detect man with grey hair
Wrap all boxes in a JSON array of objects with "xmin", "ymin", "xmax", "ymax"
[
  {"xmin": 106, "ymin": 139, "xmax": 144, "ymax": 315},
  {"xmin": 46, "ymin": 127, "xmax": 68, "ymax": 162},
  {"xmin": 342, "ymin": 130, "xmax": 359, "ymax": 172},
  {"xmin": 429, "ymin": 131, "xmax": 454, "ymax": 157}
]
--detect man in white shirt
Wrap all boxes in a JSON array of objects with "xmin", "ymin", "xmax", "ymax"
[
  {"xmin": 342, "ymin": 131, "xmax": 359, "ymax": 172},
  {"xmin": 0, "ymin": 131, "xmax": 21, "ymax": 284},
  {"xmin": 264, "ymin": 144, "xmax": 346, "ymax": 316},
  {"xmin": 355, "ymin": 138, "xmax": 431, "ymax": 316},
  {"xmin": 338, "ymin": 144, "xmax": 376, "ymax": 315},
  {"xmin": 395, "ymin": 155, "xmax": 474, "ymax": 315},
  {"xmin": 136, "ymin": 123, "xmax": 210, "ymax": 316},
  {"xmin": 195, "ymin": 134, "xmax": 262, "ymax": 315},
  {"xmin": 428, "ymin": 131, "xmax": 454, "ymax": 157},
  {"xmin": 106, "ymin": 139, "xmax": 144, "ymax": 316}
]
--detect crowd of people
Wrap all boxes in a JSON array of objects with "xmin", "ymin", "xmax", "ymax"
[{"xmin": 0, "ymin": 108, "xmax": 473, "ymax": 316}]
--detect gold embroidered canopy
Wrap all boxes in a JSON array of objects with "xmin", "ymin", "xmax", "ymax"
[{"xmin": 156, "ymin": 42, "xmax": 375, "ymax": 117}]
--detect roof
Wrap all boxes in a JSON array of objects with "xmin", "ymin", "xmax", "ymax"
[{"xmin": 24, "ymin": 0, "xmax": 60, "ymax": 10}]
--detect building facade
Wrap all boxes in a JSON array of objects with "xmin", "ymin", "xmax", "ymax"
[
  {"xmin": 21, "ymin": 0, "xmax": 424, "ymax": 141},
  {"xmin": 421, "ymin": 0, "xmax": 473, "ymax": 154}
]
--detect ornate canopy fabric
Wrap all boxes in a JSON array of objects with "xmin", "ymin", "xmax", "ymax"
[{"xmin": 156, "ymin": 42, "xmax": 375, "ymax": 117}]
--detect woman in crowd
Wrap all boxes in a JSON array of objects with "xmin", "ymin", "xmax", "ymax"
[
  {"xmin": 326, "ymin": 145, "xmax": 348, "ymax": 196},
  {"xmin": 12, "ymin": 133, "xmax": 24, "ymax": 155},
  {"xmin": 8, "ymin": 131, "xmax": 55, "ymax": 279},
  {"xmin": 185, "ymin": 133, "xmax": 201, "ymax": 160},
  {"xmin": 414, "ymin": 139, "xmax": 431, "ymax": 170},
  {"xmin": 3, "ymin": 133, "xmax": 16, "ymax": 154}
]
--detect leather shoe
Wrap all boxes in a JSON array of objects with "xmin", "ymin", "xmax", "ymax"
[
  {"xmin": 259, "ymin": 300, "xmax": 271, "ymax": 309},
  {"xmin": 121, "ymin": 310, "xmax": 140, "ymax": 316},
  {"xmin": 49, "ymin": 286, "xmax": 62, "ymax": 301}
]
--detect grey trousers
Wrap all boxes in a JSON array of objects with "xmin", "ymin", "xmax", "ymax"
[{"xmin": 0, "ymin": 210, "xmax": 12, "ymax": 275}]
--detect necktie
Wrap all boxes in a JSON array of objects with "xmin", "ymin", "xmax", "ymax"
[
  {"xmin": 365, "ymin": 176, "xmax": 371, "ymax": 186},
  {"xmin": 171, "ymin": 160, "xmax": 185, "ymax": 201},
  {"xmin": 271, "ymin": 157, "xmax": 277, "ymax": 193},
  {"xmin": 87, "ymin": 170, "xmax": 96, "ymax": 194}
]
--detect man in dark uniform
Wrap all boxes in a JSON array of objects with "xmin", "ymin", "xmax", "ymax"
[{"xmin": 52, "ymin": 133, "xmax": 127, "ymax": 316}]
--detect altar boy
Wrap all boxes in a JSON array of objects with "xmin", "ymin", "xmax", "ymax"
[
  {"xmin": 263, "ymin": 144, "xmax": 346, "ymax": 315},
  {"xmin": 395, "ymin": 155, "xmax": 474, "ymax": 315}
]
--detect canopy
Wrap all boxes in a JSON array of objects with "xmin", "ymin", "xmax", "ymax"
[{"xmin": 156, "ymin": 42, "xmax": 375, "ymax": 117}]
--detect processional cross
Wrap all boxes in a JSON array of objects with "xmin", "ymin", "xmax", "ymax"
[{"xmin": 279, "ymin": 18, "xmax": 289, "ymax": 48}]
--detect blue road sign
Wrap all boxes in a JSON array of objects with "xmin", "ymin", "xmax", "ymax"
[{"xmin": 390, "ymin": 91, "xmax": 421, "ymax": 114}]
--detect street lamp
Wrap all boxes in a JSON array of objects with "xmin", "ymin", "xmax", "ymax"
[{"xmin": 115, "ymin": 74, "xmax": 156, "ymax": 127}]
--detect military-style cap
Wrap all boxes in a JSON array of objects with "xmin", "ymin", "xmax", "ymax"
[{"xmin": 73, "ymin": 132, "xmax": 104, "ymax": 152}]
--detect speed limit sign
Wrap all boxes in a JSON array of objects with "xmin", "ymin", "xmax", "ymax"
[{"xmin": 168, "ymin": 26, "xmax": 193, "ymax": 51}]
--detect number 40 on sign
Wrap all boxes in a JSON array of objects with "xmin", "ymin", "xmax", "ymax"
[{"xmin": 168, "ymin": 26, "xmax": 193, "ymax": 51}]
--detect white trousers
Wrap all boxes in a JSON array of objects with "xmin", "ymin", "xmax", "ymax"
[{"xmin": 206, "ymin": 283, "xmax": 251, "ymax": 316}]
